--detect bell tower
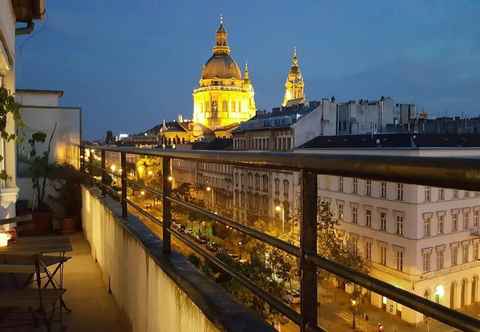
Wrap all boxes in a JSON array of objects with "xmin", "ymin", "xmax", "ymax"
[{"xmin": 282, "ymin": 47, "xmax": 305, "ymax": 107}]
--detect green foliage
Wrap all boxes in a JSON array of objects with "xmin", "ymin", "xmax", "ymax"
[
  {"xmin": 49, "ymin": 164, "xmax": 83, "ymax": 217},
  {"xmin": 28, "ymin": 124, "xmax": 57, "ymax": 211},
  {"xmin": 0, "ymin": 87, "xmax": 22, "ymax": 180}
]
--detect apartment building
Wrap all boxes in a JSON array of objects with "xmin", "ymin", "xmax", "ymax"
[{"xmin": 301, "ymin": 134, "xmax": 480, "ymax": 324}]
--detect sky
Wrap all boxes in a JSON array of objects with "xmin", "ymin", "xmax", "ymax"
[{"xmin": 15, "ymin": 0, "xmax": 480, "ymax": 140}]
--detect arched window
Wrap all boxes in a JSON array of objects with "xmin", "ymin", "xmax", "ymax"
[
  {"xmin": 283, "ymin": 180, "xmax": 290, "ymax": 199},
  {"xmin": 223, "ymin": 100, "xmax": 228, "ymax": 113},
  {"xmin": 262, "ymin": 175, "xmax": 269, "ymax": 192}
]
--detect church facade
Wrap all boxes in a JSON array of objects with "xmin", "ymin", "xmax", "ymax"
[{"xmin": 192, "ymin": 18, "xmax": 256, "ymax": 131}]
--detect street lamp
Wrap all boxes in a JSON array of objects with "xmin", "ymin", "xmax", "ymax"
[
  {"xmin": 206, "ymin": 186, "xmax": 213, "ymax": 209},
  {"xmin": 275, "ymin": 205, "xmax": 285, "ymax": 234},
  {"xmin": 167, "ymin": 176, "xmax": 173, "ymax": 182},
  {"xmin": 351, "ymin": 298, "xmax": 357, "ymax": 330}
]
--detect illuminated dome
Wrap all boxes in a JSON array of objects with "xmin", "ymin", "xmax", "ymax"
[{"xmin": 202, "ymin": 54, "xmax": 241, "ymax": 79}]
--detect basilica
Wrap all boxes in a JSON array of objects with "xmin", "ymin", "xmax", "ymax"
[{"xmin": 155, "ymin": 17, "xmax": 306, "ymax": 146}]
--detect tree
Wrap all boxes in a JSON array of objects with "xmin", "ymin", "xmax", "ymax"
[{"xmin": 0, "ymin": 87, "xmax": 21, "ymax": 181}]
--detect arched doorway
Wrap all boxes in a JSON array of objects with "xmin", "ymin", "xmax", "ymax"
[
  {"xmin": 450, "ymin": 282, "xmax": 457, "ymax": 309},
  {"xmin": 461, "ymin": 279, "xmax": 468, "ymax": 307},
  {"xmin": 472, "ymin": 276, "xmax": 479, "ymax": 304}
]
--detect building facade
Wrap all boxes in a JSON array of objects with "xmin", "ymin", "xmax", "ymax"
[
  {"xmin": 192, "ymin": 18, "xmax": 256, "ymax": 131},
  {"xmin": 299, "ymin": 141, "xmax": 480, "ymax": 324}
]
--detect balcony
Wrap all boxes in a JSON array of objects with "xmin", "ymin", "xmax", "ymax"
[{"xmin": 76, "ymin": 145, "xmax": 480, "ymax": 332}]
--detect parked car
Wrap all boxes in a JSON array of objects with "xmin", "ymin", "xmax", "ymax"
[{"xmin": 206, "ymin": 241, "xmax": 218, "ymax": 252}]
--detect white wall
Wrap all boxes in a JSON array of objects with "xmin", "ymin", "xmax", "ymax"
[
  {"xmin": 82, "ymin": 186, "xmax": 221, "ymax": 332},
  {"xmin": 293, "ymin": 99, "xmax": 337, "ymax": 147},
  {"xmin": 16, "ymin": 91, "xmax": 62, "ymax": 107}
]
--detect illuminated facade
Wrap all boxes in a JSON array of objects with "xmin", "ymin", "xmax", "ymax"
[
  {"xmin": 282, "ymin": 48, "xmax": 305, "ymax": 107},
  {"xmin": 193, "ymin": 18, "xmax": 256, "ymax": 130}
]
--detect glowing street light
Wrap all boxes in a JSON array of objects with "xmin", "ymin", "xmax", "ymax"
[
  {"xmin": 110, "ymin": 164, "xmax": 116, "ymax": 173},
  {"xmin": 351, "ymin": 298, "xmax": 358, "ymax": 329},
  {"xmin": 140, "ymin": 190, "xmax": 145, "ymax": 196},
  {"xmin": 148, "ymin": 170, "xmax": 153, "ymax": 176},
  {"xmin": 206, "ymin": 186, "xmax": 211, "ymax": 192},
  {"xmin": 275, "ymin": 205, "xmax": 285, "ymax": 234},
  {"xmin": 167, "ymin": 176, "xmax": 173, "ymax": 182}
]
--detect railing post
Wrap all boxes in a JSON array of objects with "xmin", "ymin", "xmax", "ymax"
[
  {"xmin": 120, "ymin": 152, "xmax": 127, "ymax": 218},
  {"xmin": 162, "ymin": 157, "xmax": 172, "ymax": 254},
  {"xmin": 101, "ymin": 150, "xmax": 106, "ymax": 196},
  {"xmin": 300, "ymin": 170, "xmax": 318, "ymax": 332}
]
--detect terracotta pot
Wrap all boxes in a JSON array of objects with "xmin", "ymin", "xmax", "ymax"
[{"xmin": 61, "ymin": 217, "xmax": 77, "ymax": 234}]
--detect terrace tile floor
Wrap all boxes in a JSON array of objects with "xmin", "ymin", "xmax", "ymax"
[{"xmin": 61, "ymin": 233, "xmax": 131, "ymax": 331}]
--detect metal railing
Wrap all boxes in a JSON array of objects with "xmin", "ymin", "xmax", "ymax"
[{"xmin": 80, "ymin": 144, "xmax": 480, "ymax": 332}]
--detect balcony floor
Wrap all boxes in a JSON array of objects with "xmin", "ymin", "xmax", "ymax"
[{"xmin": 62, "ymin": 233, "xmax": 131, "ymax": 331}]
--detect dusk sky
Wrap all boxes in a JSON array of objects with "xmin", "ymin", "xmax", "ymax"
[{"xmin": 15, "ymin": 0, "xmax": 480, "ymax": 140}]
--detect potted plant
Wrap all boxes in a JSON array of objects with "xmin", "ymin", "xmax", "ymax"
[
  {"xmin": 27, "ymin": 125, "xmax": 57, "ymax": 234},
  {"xmin": 50, "ymin": 164, "xmax": 83, "ymax": 234}
]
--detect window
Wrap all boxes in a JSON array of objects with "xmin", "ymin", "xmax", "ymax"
[
  {"xmin": 422, "ymin": 251, "xmax": 431, "ymax": 272},
  {"xmin": 453, "ymin": 190, "xmax": 459, "ymax": 199},
  {"xmin": 337, "ymin": 203, "xmax": 344, "ymax": 219},
  {"xmin": 437, "ymin": 249, "xmax": 444, "ymax": 270},
  {"xmin": 439, "ymin": 188, "xmax": 445, "ymax": 201},
  {"xmin": 475, "ymin": 211, "xmax": 480, "ymax": 228},
  {"xmin": 366, "ymin": 210, "xmax": 372, "ymax": 227},
  {"xmin": 396, "ymin": 215, "xmax": 404, "ymax": 236},
  {"xmin": 438, "ymin": 215, "xmax": 445, "ymax": 234},
  {"xmin": 283, "ymin": 180, "xmax": 289, "ymax": 199},
  {"xmin": 255, "ymin": 174, "xmax": 260, "ymax": 191},
  {"xmin": 274, "ymin": 178, "xmax": 280, "ymax": 195},
  {"xmin": 380, "ymin": 212, "xmax": 387, "ymax": 231},
  {"xmin": 452, "ymin": 213, "xmax": 458, "ymax": 232},
  {"xmin": 353, "ymin": 178, "xmax": 358, "ymax": 194},
  {"xmin": 474, "ymin": 242, "xmax": 479, "ymax": 260},
  {"xmin": 338, "ymin": 177, "xmax": 344, "ymax": 192},
  {"xmin": 351, "ymin": 238, "xmax": 358, "ymax": 256},
  {"xmin": 262, "ymin": 175, "xmax": 268, "ymax": 192},
  {"xmin": 380, "ymin": 246, "xmax": 387, "ymax": 266},
  {"xmin": 396, "ymin": 251, "xmax": 404, "ymax": 271},
  {"xmin": 365, "ymin": 242, "xmax": 372, "ymax": 261},
  {"xmin": 462, "ymin": 244, "xmax": 469, "ymax": 264},
  {"xmin": 381, "ymin": 182, "xmax": 387, "ymax": 199},
  {"xmin": 451, "ymin": 247, "xmax": 458, "ymax": 266},
  {"xmin": 425, "ymin": 186, "xmax": 431, "ymax": 202},
  {"xmin": 366, "ymin": 180, "xmax": 372, "ymax": 196},
  {"xmin": 464, "ymin": 212, "xmax": 470, "ymax": 230},
  {"xmin": 397, "ymin": 183, "xmax": 404, "ymax": 201},
  {"xmin": 424, "ymin": 219, "xmax": 431, "ymax": 237},
  {"xmin": 352, "ymin": 207, "xmax": 358, "ymax": 224}
]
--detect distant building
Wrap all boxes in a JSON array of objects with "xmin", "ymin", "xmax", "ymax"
[
  {"xmin": 337, "ymin": 97, "xmax": 395, "ymax": 135},
  {"xmin": 192, "ymin": 17, "xmax": 256, "ymax": 131},
  {"xmin": 282, "ymin": 48, "xmax": 306, "ymax": 107},
  {"xmin": 299, "ymin": 133, "xmax": 480, "ymax": 324}
]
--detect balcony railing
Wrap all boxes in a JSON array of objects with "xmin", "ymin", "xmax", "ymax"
[{"xmin": 80, "ymin": 144, "xmax": 480, "ymax": 332}]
